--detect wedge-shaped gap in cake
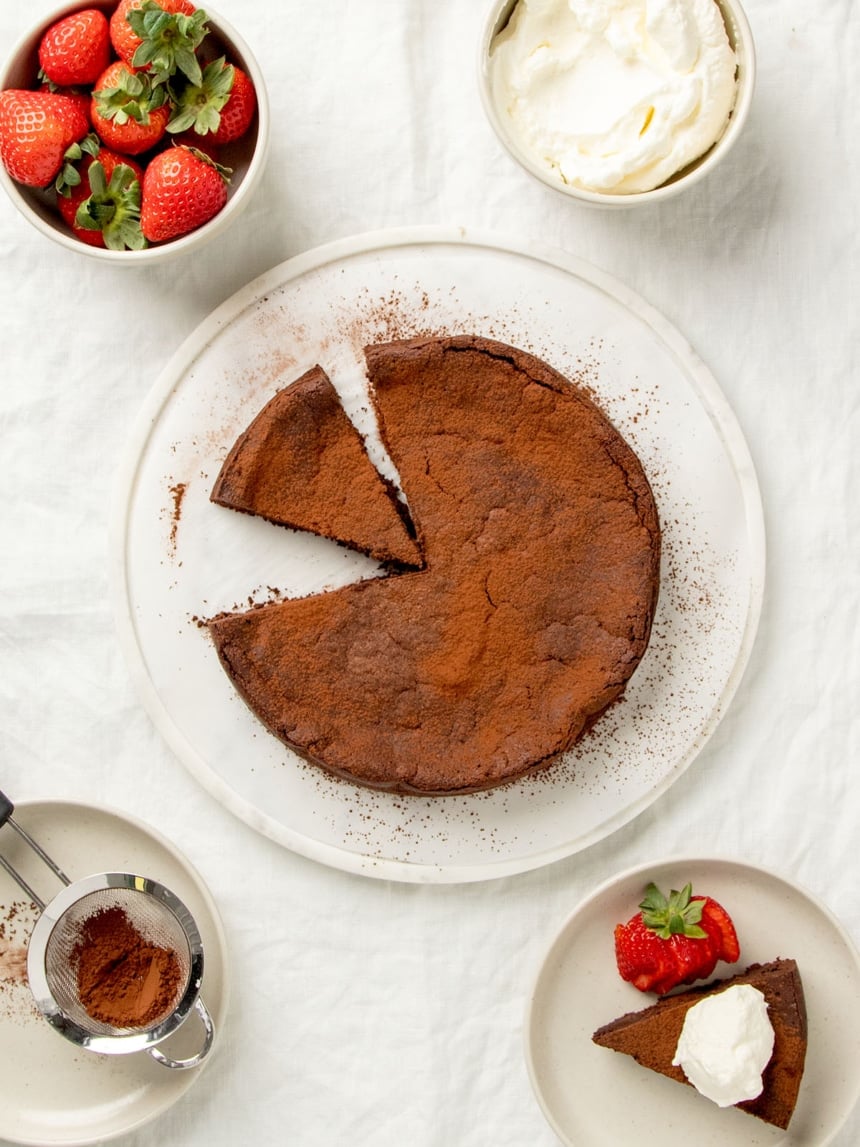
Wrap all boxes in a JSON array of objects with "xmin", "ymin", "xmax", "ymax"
[{"xmin": 211, "ymin": 364, "xmax": 423, "ymax": 568}]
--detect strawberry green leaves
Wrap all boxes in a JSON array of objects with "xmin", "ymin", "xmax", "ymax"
[
  {"xmin": 93, "ymin": 66, "xmax": 166, "ymax": 125},
  {"xmin": 615, "ymin": 880, "xmax": 741, "ymax": 995},
  {"xmin": 639, "ymin": 882, "xmax": 708, "ymax": 940},
  {"xmin": 73, "ymin": 158, "xmax": 147, "ymax": 250},
  {"xmin": 126, "ymin": 2, "xmax": 209, "ymax": 86},
  {"xmin": 55, "ymin": 132, "xmax": 102, "ymax": 194},
  {"xmin": 1, "ymin": 1, "xmax": 255, "ymax": 248},
  {"xmin": 167, "ymin": 58, "xmax": 234, "ymax": 134}
]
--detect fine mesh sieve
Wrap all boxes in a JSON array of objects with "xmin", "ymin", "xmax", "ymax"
[
  {"xmin": 43, "ymin": 883, "xmax": 193, "ymax": 1036},
  {"xmin": 0, "ymin": 789, "xmax": 214, "ymax": 1069}
]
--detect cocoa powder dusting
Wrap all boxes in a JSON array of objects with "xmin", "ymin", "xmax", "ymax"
[
  {"xmin": 74, "ymin": 907, "xmax": 184, "ymax": 1029},
  {"xmin": 0, "ymin": 944, "xmax": 27, "ymax": 984},
  {"xmin": 0, "ymin": 900, "xmax": 33, "ymax": 989},
  {"xmin": 167, "ymin": 481, "xmax": 187, "ymax": 555}
]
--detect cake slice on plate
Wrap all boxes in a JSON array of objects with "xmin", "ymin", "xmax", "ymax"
[
  {"xmin": 592, "ymin": 959, "xmax": 807, "ymax": 1129},
  {"xmin": 211, "ymin": 365, "xmax": 423, "ymax": 567}
]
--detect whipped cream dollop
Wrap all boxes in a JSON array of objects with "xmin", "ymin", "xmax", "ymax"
[
  {"xmin": 489, "ymin": 0, "xmax": 738, "ymax": 194},
  {"xmin": 672, "ymin": 984, "xmax": 775, "ymax": 1107}
]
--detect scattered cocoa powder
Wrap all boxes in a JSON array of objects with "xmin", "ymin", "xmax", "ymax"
[
  {"xmin": 0, "ymin": 944, "xmax": 27, "ymax": 984},
  {"xmin": 167, "ymin": 480, "xmax": 188, "ymax": 555},
  {"xmin": 0, "ymin": 899, "xmax": 33, "ymax": 988},
  {"xmin": 73, "ymin": 906, "xmax": 184, "ymax": 1029}
]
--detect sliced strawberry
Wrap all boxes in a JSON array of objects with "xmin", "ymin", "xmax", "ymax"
[
  {"xmin": 614, "ymin": 918, "xmax": 676, "ymax": 994},
  {"xmin": 666, "ymin": 931, "xmax": 717, "ymax": 987},
  {"xmin": 614, "ymin": 881, "xmax": 741, "ymax": 996},
  {"xmin": 700, "ymin": 896, "xmax": 741, "ymax": 963}
]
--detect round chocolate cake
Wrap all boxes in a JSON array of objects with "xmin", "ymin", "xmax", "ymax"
[{"xmin": 207, "ymin": 335, "xmax": 661, "ymax": 794}]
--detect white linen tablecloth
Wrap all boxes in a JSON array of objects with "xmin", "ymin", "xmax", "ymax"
[{"xmin": 1, "ymin": 1, "xmax": 858, "ymax": 1144}]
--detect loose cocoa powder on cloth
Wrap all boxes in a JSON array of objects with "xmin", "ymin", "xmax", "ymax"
[
  {"xmin": 73, "ymin": 905, "xmax": 183, "ymax": 1029},
  {"xmin": 0, "ymin": 900, "xmax": 31, "ymax": 986}
]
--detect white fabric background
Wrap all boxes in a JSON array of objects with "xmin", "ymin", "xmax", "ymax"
[{"xmin": 1, "ymin": 0, "xmax": 858, "ymax": 1144}]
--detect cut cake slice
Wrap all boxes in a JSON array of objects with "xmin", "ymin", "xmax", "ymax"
[
  {"xmin": 592, "ymin": 959, "xmax": 807, "ymax": 1130},
  {"xmin": 211, "ymin": 365, "xmax": 422, "ymax": 567}
]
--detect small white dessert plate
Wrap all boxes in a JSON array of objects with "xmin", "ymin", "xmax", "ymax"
[
  {"xmin": 525, "ymin": 857, "xmax": 860, "ymax": 1146},
  {"xmin": 0, "ymin": 800, "xmax": 229, "ymax": 1146}
]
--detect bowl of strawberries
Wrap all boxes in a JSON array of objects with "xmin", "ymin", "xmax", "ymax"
[{"xmin": 0, "ymin": 0, "xmax": 268, "ymax": 261}]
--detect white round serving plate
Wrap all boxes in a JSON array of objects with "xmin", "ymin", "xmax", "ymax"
[
  {"xmin": 525, "ymin": 857, "xmax": 860, "ymax": 1146},
  {"xmin": 111, "ymin": 225, "xmax": 765, "ymax": 883},
  {"xmin": 0, "ymin": 800, "xmax": 229, "ymax": 1146}
]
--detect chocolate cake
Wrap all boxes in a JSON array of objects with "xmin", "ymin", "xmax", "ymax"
[
  {"xmin": 207, "ymin": 335, "xmax": 661, "ymax": 794},
  {"xmin": 211, "ymin": 364, "xmax": 422, "ymax": 567},
  {"xmin": 592, "ymin": 959, "xmax": 808, "ymax": 1129}
]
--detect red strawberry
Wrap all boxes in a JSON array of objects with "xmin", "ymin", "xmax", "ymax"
[
  {"xmin": 38, "ymin": 83, "xmax": 91, "ymax": 118},
  {"xmin": 0, "ymin": 89, "xmax": 90, "ymax": 187},
  {"xmin": 141, "ymin": 144, "xmax": 229, "ymax": 242},
  {"xmin": 170, "ymin": 130, "xmax": 221, "ymax": 162},
  {"xmin": 58, "ymin": 138, "xmax": 145, "ymax": 250},
  {"xmin": 168, "ymin": 60, "xmax": 256, "ymax": 145},
  {"xmin": 91, "ymin": 62, "xmax": 169, "ymax": 156},
  {"xmin": 110, "ymin": 0, "xmax": 204, "ymax": 82},
  {"xmin": 38, "ymin": 8, "xmax": 111, "ymax": 88},
  {"xmin": 664, "ymin": 930, "xmax": 714, "ymax": 988},
  {"xmin": 698, "ymin": 896, "xmax": 741, "ymax": 964},
  {"xmin": 614, "ymin": 881, "xmax": 740, "ymax": 995},
  {"xmin": 613, "ymin": 916, "xmax": 678, "ymax": 995},
  {"xmin": 208, "ymin": 66, "xmax": 256, "ymax": 144}
]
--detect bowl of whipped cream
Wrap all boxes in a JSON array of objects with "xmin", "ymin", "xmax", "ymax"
[{"xmin": 479, "ymin": 0, "xmax": 755, "ymax": 205}]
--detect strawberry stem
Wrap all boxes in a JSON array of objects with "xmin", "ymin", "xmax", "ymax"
[
  {"xmin": 55, "ymin": 133, "xmax": 101, "ymax": 196},
  {"xmin": 167, "ymin": 57, "xmax": 234, "ymax": 135},
  {"xmin": 639, "ymin": 881, "xmax": 708, "ymax": 941},
  {"xmin": 127, "ymin": 2, "xmax": 210, "ymax": 86},
  {"xmin": 74, "ymin": 161, "xmax": 147, "ymax": 251},
  {"xmin": 95, "ymin": 67, "xmax": 166, "ymax": 125}
]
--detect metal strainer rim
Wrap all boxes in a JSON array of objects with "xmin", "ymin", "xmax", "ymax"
[{"xmin": 27, "ymin": 872, "xmax": 205, "ymax": 1055}]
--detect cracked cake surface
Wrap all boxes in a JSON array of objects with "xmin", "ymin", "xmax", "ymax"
[{"xmin": 207, "ymin": 334, "xmax": 661, "ymax": 794}]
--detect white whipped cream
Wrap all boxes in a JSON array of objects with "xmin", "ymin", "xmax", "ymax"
[
  {"xmin": 489, "ymin": 0, "xmax": 738, "ymax": 194},
  {"xmin": 672, "ymin": 984, "xmax": 775, "ymax": 1107}
]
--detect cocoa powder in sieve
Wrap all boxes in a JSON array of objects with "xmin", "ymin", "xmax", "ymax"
[{"xmin": 73, "ymin": 906, "xmax": 183, "ymax": 1029}]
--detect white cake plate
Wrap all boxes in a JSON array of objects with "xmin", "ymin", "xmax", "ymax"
[{"xmin": 111, "ymin": 226, "xmax": 765, "ymax": 883}]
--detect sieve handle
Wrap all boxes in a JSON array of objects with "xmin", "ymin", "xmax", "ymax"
[
  {"xmin": 0, "ymin": 787, "xmax": 71, "ymax": 905},
  {"xmin": 146, "ymin": 997, "xmax": 215, "ymax": 1070},
  {"xmin": 0, "ymin": 787, "xmax": 48, "ymax": 908}
]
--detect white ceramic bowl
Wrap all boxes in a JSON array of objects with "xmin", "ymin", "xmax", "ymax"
[
  {"xmin": 478, "ymin": 0, "xmax": 756, "ymax": 207},
  {"xmin": 0, "ymin": 0, "xmax": 269, "ymax": 263}
]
